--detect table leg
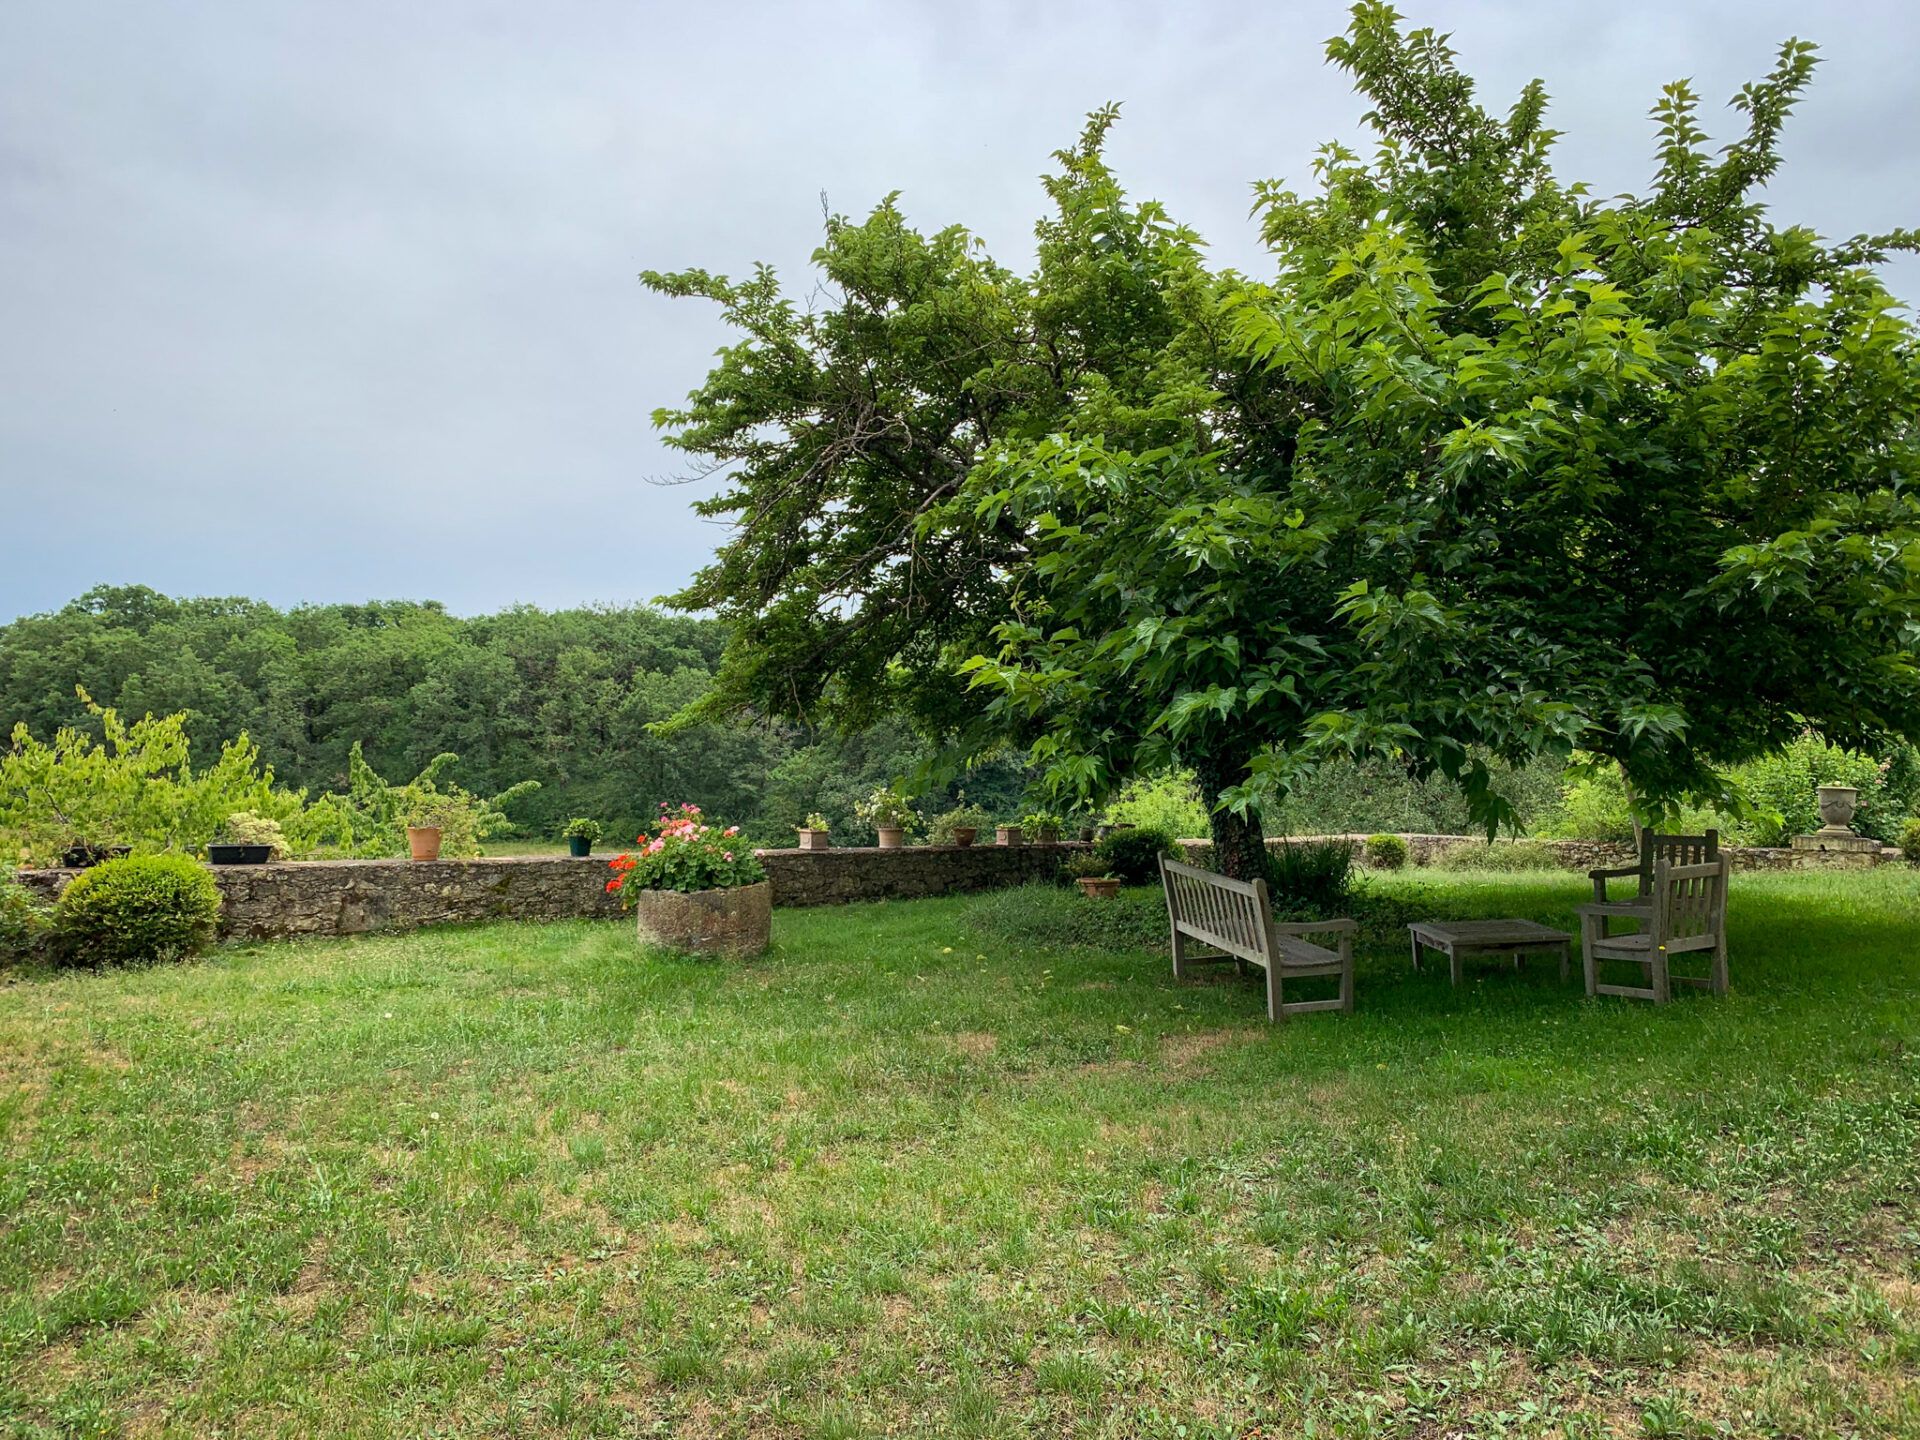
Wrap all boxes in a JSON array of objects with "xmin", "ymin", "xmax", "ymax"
[
  {"xmin": 1410, "ymin": 931, "xmax": 1423, "ymax": 972},
  {"xmin": 1449, "ymin": 944, "xmax": 1462, "ymax": 988}
]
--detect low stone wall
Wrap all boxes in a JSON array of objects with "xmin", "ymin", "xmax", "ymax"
[
  {"xmin": 16, "ymin": 856, "xmax": 624, "ymax": 940},
  {"xmin": 14, "ymin": 842, "xmax": 1089, "ymax": 939},
  {"xmin": 16, "ymin": 831, "xmax": 1896, "ymax": 943},
  {"xmin": 755, "ymin": 842, "xmax": 1086, "ymax": 907}
]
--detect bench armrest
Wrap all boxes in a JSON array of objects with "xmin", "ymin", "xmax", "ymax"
[
  {"xmin": 1587, "ymin": 865, "xmax": 1640, "ymax": 880},
  {"xmin": 1271, "ymin": 917, "xmax": 1357, "ymax": 936}
]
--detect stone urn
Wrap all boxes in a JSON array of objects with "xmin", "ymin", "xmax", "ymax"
[
  {"xmin": 632, "ymin": 881, "xmax": 771, "ymax": 958},
  {"xmin": 1816, "ymin": 785, "xmax": 1859, "ymax": 835}
]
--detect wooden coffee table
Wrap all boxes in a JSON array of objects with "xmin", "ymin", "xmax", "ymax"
[{"xmin": 1409, "ymin": 919, "xmax": 1572, "ymax": 987}]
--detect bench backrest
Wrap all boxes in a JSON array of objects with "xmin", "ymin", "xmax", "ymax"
[{"xmin": 1160, "ymin": 856, "xmax": 1273, "ymax": 967}]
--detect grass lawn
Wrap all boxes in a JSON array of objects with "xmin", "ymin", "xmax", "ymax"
[{"xmin": 2, "ymin": 869, "xmax": 1917, "ymax": 1438}]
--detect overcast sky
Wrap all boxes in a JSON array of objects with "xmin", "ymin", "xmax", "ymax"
[{"xmin": 2, "ymin": 1, "xmax": 1914, "ymax": 623}]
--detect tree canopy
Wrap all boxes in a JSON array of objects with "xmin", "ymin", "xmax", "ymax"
[{"xmin": 649, "ymin": 3, "xmax": 1920, "ymax": 877}]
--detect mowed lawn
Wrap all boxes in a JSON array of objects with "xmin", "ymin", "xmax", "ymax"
[{"xmin": 2, "ymin": 871, "xmax": 1917, "ymax": 1438}]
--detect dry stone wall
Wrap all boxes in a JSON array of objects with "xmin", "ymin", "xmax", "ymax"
[{"xmin": 15, "ymin": 832, "xmax": 1895, "ymax": 943}]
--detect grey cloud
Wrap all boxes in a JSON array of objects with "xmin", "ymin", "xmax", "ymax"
[{"xmin": 2, "ymin": 0, "xmax": 1914, "ymax": 619}]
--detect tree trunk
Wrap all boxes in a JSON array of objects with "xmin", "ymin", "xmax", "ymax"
[{"xmin": 1192, "ymin": 753, "xmax": 1269, "ymax": 882}]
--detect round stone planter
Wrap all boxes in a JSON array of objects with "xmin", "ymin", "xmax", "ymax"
[
  {"xmin": 1076, "ymin": 876, "xmax": 1120, "ymax": 900},
  {"xmin": 632, "ymin": 880, "xmax": 772, "ymax": 958},
  {"xmin": 951, "ymin": 827, "xmax": 978, "ymax": 848},
  {"xmin": 875, "ymin": 827, "xmax": 905, "ymax": 849}
]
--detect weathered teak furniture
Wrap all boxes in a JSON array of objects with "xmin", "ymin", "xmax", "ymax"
[
  {"xmin": 1408, "ymin": 918, "xmax": 1571, "ymax": 986},
  {"xmin": 1576, "ymin": 855, "xmax": 1730, "ymax": 1003},
  {"xmin": 1588, "ymin": 829, "xmax": 1719, "ymax": 907},
  {"xmin": 1159, "ymin": 856, "xmax": 1355, "ymax": 1021}
]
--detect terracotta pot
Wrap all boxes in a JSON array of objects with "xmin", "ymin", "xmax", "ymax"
[
  {"xmin": 1076, "ymin": 876, "xmax": 1120, "ymax": 900},
  {"xmin": 406, "ymin": 826, "xmax": 443, "ymax": 862},
  {"xmin": 875, "ymin": 826, "xmax": 905, "ymax": 849},
  {"xmin": 1032, "ymin": 827, "xmax": 1060, "ymax": 845},
  {"xmin": 995, "ymin": 825, "xmax": 1024, "ymax": 847},
  {"xmin": 797, "ymin": 829, "xmax": 831, "ymax": 851},
  {"xmin": 632, "ymin": 880, "xmax": 772, "ymax": 958},
  {"xmin": 951, "ymin": 827, "xmax": 978, "ymax": 848}
]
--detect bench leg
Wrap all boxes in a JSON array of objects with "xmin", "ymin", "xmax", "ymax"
[
  {"xmin": 1265, "ymin": 963, "xmax": 1285, "ymax": 1024},
  {"xmin": 1171, "ymin": 927, "xmax": 1187, "ymax": 982},
  {"xmin": 1580, "ymin": 915, "xmax": 1598, "ymax": 997},
  {"xmin": 1340, "ymin": 936, "xmax": 1354, "ymax": 1014}
]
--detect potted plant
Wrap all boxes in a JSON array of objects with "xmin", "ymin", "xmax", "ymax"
[
  {"xmin": 1022, "ymin": 811, "xmax": 1064, "ymax": 846},
  {"xmin": 796, "ymin": 813, "xmax": 832, "ymax": 851},
  {"xmin": 607, "ymin": 802, "xmax": 771, "ymax": 957},
  {"xmin": 208, "ymin": 811, "xmax": 285, "ymax": 865},
  {"xmin": 58, "ymin": 841, "xmax": 131, "ymax": 869},
  {"xmin": 1067, "ymin": 850, "xmax": 1120, "ymax": 899},
  {"xmin": 856, "ymin": 786, "xmax": 915, "ymax": 849},
  {"xmin": 928, "ymin": 799, "xmax": 991, "ymax": 848},
  {"xmin": 403, "ymin": 795, "xmax": 460, "ymax": 862},
  {"xmin": 562, "ymin": 817, "xmax": 604, "ymax": 857},
  {"xmin": 995, "ymin": 822, "xmax": 1024, "ymax": 847}
]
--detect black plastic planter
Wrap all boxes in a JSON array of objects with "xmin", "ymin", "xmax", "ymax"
[
  {"xmin": 59, "ymin": 843, "xmax": 130, "ymax": 868},
  {"xmin": 207, "ymin": 844, "xmax": 273, "ymax": 865},
  {"xmin": 568, "ymin": 836, "xmax": 593, "ymax": 857}
]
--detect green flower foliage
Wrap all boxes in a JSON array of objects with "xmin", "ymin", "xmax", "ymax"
[
  {"xmin": 927, "ymin": 801, "xmax": 991, "ymax": 845},
  {"xmin": 51, "ymin": 854, "xmax": 220, "ymax": 966}
]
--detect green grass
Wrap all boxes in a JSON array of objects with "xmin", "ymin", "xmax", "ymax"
[{"xmin": 2, "ymin": 869, "xmax": 1917, "ymax": 1437}]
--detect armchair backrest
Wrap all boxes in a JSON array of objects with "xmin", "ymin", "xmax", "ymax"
[
  {"xmin": 1635, "ymin": 829, "xmax": 1718, "ymax": 894},
  {"xmin": 1650, "ymin": 856, "xmax": 1729, "ymax": 951}
]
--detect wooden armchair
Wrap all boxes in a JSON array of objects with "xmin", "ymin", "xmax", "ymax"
[{"xmin": 1577, "ymin": 854, "xmax": 1729, "ymax": 1003}]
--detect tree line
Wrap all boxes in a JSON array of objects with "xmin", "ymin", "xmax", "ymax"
[{"xmin": 0, "ymin": 584, "xmax": 1028, "ymax": 847}]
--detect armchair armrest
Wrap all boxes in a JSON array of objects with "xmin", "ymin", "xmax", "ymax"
[{"xmin": 1587, "ymin": 865, "xmax": 1640, "ymax": 881}]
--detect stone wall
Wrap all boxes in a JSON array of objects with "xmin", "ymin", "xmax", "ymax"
[
  {"xmin": 14, "ymin": 842, "xmax": 1089, "ymax": 940},
  {"xmin": 755, "ymin": 842, "xmax": 1086, "ymax": 908},
  {"xmin": 15, "ymin": 831, "xmax": 1896, "ymax": 943},
  {"xmin": 16, "ymin": 856, "xmax": 624, "ymax": 940}
]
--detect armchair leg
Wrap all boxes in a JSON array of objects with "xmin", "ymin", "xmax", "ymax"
[
  {"xmin": 1651, "ymin": 947, "xmax": 1671, "ymax": 1005},
  {"xmin": 1339, "ymin": 938, "xmax": 1354, "ymax": 1014}
]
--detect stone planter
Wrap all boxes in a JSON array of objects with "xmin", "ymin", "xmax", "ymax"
[
  {"xmin": 797, "ymin": 829, "xmax": 831, "ymax": 851},
  {"xmin": 406, "ymin": 826, "xmax": 443, "ymax": 862},
  {"xmin": 1816, "ymin": 785, "xmax": 1859, "ymax": 833},
  {"xmin": 995, "ymin": 825, "xmax": 1023, "ymax": 847},
  {"xmin": 632, "ymin": 880, "xmax": 771, "ymax": 958},
  {"xmin": 875, "ymin": 826, "xmax": 905, "ymax": 849},
  {"xmin": 1031, "ymin": 827, "xmax": 1060, "ymax": 845},
  {"xmin": 1076, "ymin": 876, "xmax": 1120, "ymax": 900},
  {"xmin": 951, "ymin": 827, "xmax": 978, "ymax": 848}
]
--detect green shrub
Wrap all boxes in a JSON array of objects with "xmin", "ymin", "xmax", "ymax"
[
  {"xmin": 1101, "ymin": 772, "xmax": 1211, "ymax": 838},
  {"xmin": 1267, "ymin": 839, "xmax": 1353, "ymax": 911},
  {"xmin": 1363, "ymin": 834, "xmax": 1409, "ymax": 870},
  {"xmin": 1096, "ymin": 826, "xmax": 1175, "ymax": 885},
  {"xmin": 51, "ymin": 854, "xmax": 220, "ymax": 966},
  {"xmin": 0, "ymin": 870, "xmax": 49, "ymax": 964},
  {"xmin": 1065, "ymin": 849, "xmax": 1112, "ymax": 880},
  {"xmin": 965, "ymin": 882, "xmax": 1167, "ymax": 953},
  {"xmin": 1901, "ymin": 819, "xmax": 1920, "ymax": 865},
  {"xmin": 561, "ymin": 817, "xmax": 604, "ymax": 843}
]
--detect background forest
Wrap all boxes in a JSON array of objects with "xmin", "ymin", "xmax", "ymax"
[{"xmin": 3, "ymin": 585, "xmax": 1914, "ymax": 852}]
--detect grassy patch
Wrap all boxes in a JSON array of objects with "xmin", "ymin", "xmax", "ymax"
[{"xmin": 1, "ymin": 870, "xmax": 1917, "ymax": 1435}]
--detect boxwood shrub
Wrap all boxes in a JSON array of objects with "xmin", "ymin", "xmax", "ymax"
[
  {"xmin": 51, "ymin": 854, "xmax": 221, "ymax": 966},
  {"xmin": 1094, "ymin": 826, "xmax": 1176, "ymax": 885}
]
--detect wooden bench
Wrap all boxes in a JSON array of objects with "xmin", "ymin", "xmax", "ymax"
[{"xmin": 1159, "ymin": 856, "xmax": 1355, "ymax": 1021}]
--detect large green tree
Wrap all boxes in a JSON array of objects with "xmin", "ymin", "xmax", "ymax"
[{"xmin": 653, "ymin": 5, "xmax": 1920, "ymax": 878}]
